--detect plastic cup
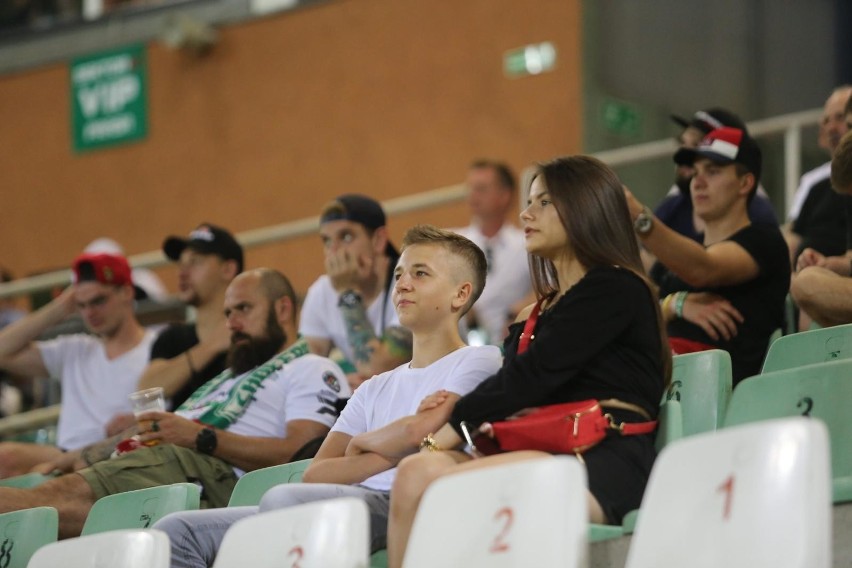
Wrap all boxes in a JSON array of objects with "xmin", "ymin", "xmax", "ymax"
[{"xmin": 129, "ymin": 387, "xmax": 165, "ymax": 446}]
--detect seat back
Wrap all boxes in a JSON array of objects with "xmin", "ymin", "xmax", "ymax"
[
  {"xmin": 27, "ymin": 529, "xmax": 170, "ymax": 568},
  {"xmin": 626, "ymin": 418, "xmax": 832, "ymax": 568},
  {"xmin": 762, "ymin": 323, "xmax": 852, "ymax": 373},
  {"xmin": 0, "ymin": 473, "xmax": 50, "ymax": 489},
  {"xmin": 0, "ymin": 507, "xmax": 57, "ymax": 568},
  {"xmin": 724, "ymin": 358, "xmax": 852, "ymax": 502},
  {"xmin": 227, "ymin": 459, "xmax": 312, "ymax": 507},
  {"xmin": 212, "ymin": 497, "xmax": 369, "ymax": 568},
  {"xmin": 403, "ymin": 456, "xmax": 587, "ymax": 568},
  {"xmin": 81, "ymin": 482, "xmax": 201, "ymax": 535},
  {"xmin": 664, "ymin": 349, "xmax": 732, "ymax": 440}
]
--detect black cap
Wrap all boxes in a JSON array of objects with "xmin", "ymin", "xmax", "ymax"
[
  {"xmin": 163, "ymin": 223, "xmax": 244, "ymax": 273},
  {"xmin": 320, "ymin": 194, "xmax": 387, "ymax": 230},
  {"xmin": 674, "ymin": 127, "xmax": 762, "ymax": 184},
  {"xmin": 670, "ymin": 108, "xmax": 747, "ymax": 135}
]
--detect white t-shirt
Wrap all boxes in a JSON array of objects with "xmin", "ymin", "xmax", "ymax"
[
  {"xmin": 453, "ymin": 224, "xmax": 532, "ymax": 345},
  {"xmin": 177, "ymin": 354, "xmax": 350, "ymax": 438},
  {"xmin": 788, "ymin": 161, "xmax": 832, "ymax": 222},
  {"xmin": 177, "ymin": 353, "xmax": 351, "ymax": 476},
  {"xmin": 299, "ymin": 275, "xmax": 400, "ymax": 363},
  {"xmin": 38, "ymin": 331, "xmax": 157, "ymax": 450},
  {"xmin": 332, "ymin": 345, "xmax": 502, "ymax": 491}
]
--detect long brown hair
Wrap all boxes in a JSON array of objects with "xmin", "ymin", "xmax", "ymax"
[{"xmin": 529, "ymin": 155, "xmax": 672, "ymax": 382}]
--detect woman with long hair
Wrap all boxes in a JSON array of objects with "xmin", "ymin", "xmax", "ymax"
[{"xmin": 386, "ymin": 155, "xmax": 671, "ymax": 567}]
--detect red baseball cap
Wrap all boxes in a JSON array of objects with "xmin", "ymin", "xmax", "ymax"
[{"xmin": 71, "ymin": 253, "xmax": 133, "ymax": 287}]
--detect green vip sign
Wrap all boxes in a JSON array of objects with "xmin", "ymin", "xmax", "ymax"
[{"xmin": 71, "ymin": 44, "xmax": 148, "ymax": 152}]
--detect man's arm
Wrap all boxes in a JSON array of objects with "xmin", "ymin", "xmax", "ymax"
[
  {"xmin": 339, "ymin": 296, "xmax": 412, "ymax": 377},
  {"xmin": 346, "ymin": 392, "xmax": 462, "ymax": 459},
  {"xmin": 0, "ymin": 287, "xmax": 76, "ymax": 377},
  {"xmin": 137, "ymin": 324, "xmax": 230, "ymax": 397},
  {"xmin": 624, "ymin": 190, "xmax": 759, "ymax": 288},
  {"xmin": 791, "ymin": 267, "xmax": 852, "ymax": 327},
  {"xmin": 301, "ymin": 432, "xmax": 397, "ymax": 486},
  {"xmin": 135, "ymin": 411, "xmax": 331, "ymax": 472}
]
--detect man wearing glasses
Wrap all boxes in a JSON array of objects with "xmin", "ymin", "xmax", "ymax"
[{"xmin": 0, "ymin": 252, "xmax": 155, "ymax": 478}]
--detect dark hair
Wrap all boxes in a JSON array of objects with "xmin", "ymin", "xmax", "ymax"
[
  {"xmin": 470, "ymin": 159, "xmax": 517, "ymax": 193},
  {"xmin": 401, "ymin": 224, "xmax": 487, "ymax": 316},
  {"xmin": 732, "ymin": 163, "xmax": 758, "ymax": 204},
  {"xmin": 529, "ymin": 156, "xmax": 671, "ymax": 381}
]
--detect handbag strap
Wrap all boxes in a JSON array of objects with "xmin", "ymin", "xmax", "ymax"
[
  {"xmin": 517, "ymin": 298, "xmax": 544, "ymax": 355},
  {"xmin": 617, "ymin": 420, "xmax": 658, "ymax": 435}
]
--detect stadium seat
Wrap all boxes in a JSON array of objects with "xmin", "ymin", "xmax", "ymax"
[
  {"xmin": 212, "ymin": 497, "xmax": 369, "ymax": 568},
  {"xmin": 0, "ymin": 506, "xmax": 57, "ymax": 568},
  {"xmin": 226, "ymin": 459, "xmax": 311, "ymax": 507},
  {"xmin": 27, "ymin": 529, "xmax": 169, "ymax": 568},
  {"xmin": 664, "ymin": 349, "xmax": 732, "ymax": 440},
  {"xmin": 761, "ymin": 323, "xmax": 852, "ymax": 373},
  {"xmin": 0, "ymin": 472, "xmax": 50, "ymax": 488},
  {"xmin": 625, "ymin": 418, "xmax": 831, "ymax": 568},
  {"xmin": 724, "ymin": 358, "xmax": 852, "ymax": 503},
  {"xmin": 81, "ymin": 482, "xmax": 201, "ymax": 535},
  {"xmin": 589, "ymin": 351, "xmax": 732, "ymax": 542},
  {"xmin": 403, "ymin": 456, "xmax": 587, "ymax": 568}
]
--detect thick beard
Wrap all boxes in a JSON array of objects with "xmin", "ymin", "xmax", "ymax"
[{"xmin": 226, "ymin": 310, "xmax": 287, "ymax": 375}]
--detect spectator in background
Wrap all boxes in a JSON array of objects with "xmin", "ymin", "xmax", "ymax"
[
  {"xmin": 84, "ymin": 237, "xmax": 169, "ymax": 301},
  {"xmin": 625, "ymin": 127, "xmax": 789, "ymax": 385},
  {"xmin": 784, "ymin": 85, "xmax": 852, "ymax": 264},
  {"xmin": 452, "ymin": 160, "xmax": 532, "ymax": 346},
  {"xmin": 300, "ymin": 195, "xmax": 412, "ymax": 390},
  {"xmin": 0, "ymin": 253, "xmax": 156, "ymax": 478},
  {"xmin": 792, "ymin": 130, "xmax": 852, "ymax": 327},
  {"xmin": 136, "ymin": 224, "xmax": 242, "ymax": 408},
  {"xmin": 644, "ymin": 108, "xmax": 778, "ymax": 274}
]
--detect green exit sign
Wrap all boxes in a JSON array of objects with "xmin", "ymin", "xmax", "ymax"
[
  {"xmin": 601, "ymin": 98, "xmax": 642, "ymax": 138},
  {"xmin": 504, "ymin": 42, "xmax": 557, "ymax": 78}
]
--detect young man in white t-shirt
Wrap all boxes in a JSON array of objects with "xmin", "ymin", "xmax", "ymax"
[
  {"xmin": 154, "ymin": 225, "xmax": 503, "ymax": 568},
  {"xmin": 0, "ymin": 269, "xmax": 350, "ymax": 537},
  {"xmin": 300, "ymin": 194, "xmax": 413, "ymax": 389},
  {"xmin": 0, "ymin": 253, "xmax": 156, "ymax": 478}
]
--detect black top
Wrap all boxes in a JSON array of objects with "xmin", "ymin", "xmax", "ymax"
[
  {"xmin": 149, "ymin": 323, "xmax": 229, "ymax": 408},
  {"xmin": 792, "ymin": 178, "xmax": 850, "ymax": 259},
  {"xmin": 450, "ymin": 266, "xmax": 666, "ymax": 432},
  {"xmin": 658, "ymin": 224, "xmax": 790, "ymax": 384}
]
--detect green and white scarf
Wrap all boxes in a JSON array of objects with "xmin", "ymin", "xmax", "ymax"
[{"xmin": 176, "ymin": 338, "xmax": 310, "ymax": 429}]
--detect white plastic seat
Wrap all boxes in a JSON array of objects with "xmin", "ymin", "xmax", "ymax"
[
  {"xmin": 212, "ymin": 497, "xmax": 370, "ymax": 568},
  {"xmin": 26, "ymin": 528, "xmax": 170, "ymax": 568},
  {"xmin": 403, "ymin": 456, "xmax": 588, "ymax": 568},
  {"xmin": 625, "ymin": 417, "xmax": 832, "ymax": 568}
]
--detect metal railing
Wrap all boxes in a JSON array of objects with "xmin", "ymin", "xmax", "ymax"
[{"xmin": 0, "ymin": 106, "xmax": 823, "ymax": 436}]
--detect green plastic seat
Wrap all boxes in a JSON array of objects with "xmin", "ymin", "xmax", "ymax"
[
  {"xmin": 0, "ymin": 472, "xmax": 51, "ymax": 488},
  {"xmin": 588, "ymin": 350, "xmax": 733, "ymax": 541},
  {"xmin": 81, "ymin": 482, "xmax": 201, "ymax": 535},
  {"xmin": 226, "ymin": 459, "xmax": 312, "ymax": 507},
  {"xmin": 664, "ymin": 349, "xmax": 732, "ymax": 440},
  {"xmin": 724, "ymin": 358, "xmax": 852, "ymax": 503},
  {"xmin": 762, "ymin": 323, "xmax": 852, "ymax": 373},
  {"xmin": 0, "ymin": 507, "xmax": 58, "ymax": 568}
]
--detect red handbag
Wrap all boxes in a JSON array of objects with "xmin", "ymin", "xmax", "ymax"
[
  {"xmin": 461, "ymin": 400, "xmax": 657, "ymax": 457},
  {"xmin": 459, "ymin": 300, "xmax": 656, "ymax": 457}
]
